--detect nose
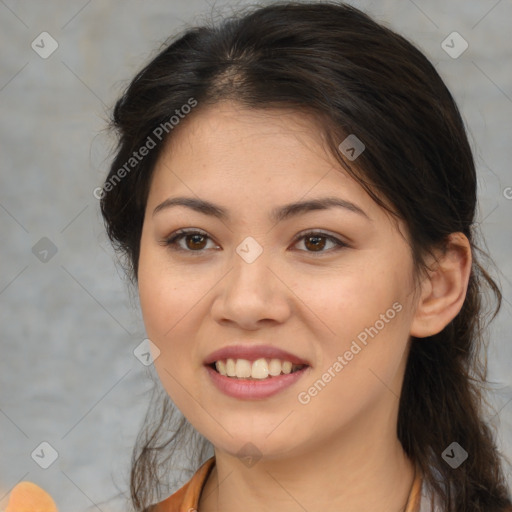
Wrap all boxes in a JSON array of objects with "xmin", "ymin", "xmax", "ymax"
[{"xmin": 210, "ymin": 245, "xmax": 292, "ymax": 330}]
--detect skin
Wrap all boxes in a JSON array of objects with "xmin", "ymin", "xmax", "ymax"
[{"xmin": 138, "ymin": 101, "xmax": 471, "ymax": 512}]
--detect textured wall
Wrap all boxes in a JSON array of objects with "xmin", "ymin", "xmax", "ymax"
[{"xmin": 1, "ymin": 1, "xmax": 511, "ymax": 511}]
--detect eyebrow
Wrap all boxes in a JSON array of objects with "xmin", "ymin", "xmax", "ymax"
[{"xmin": 152, "ymin": 195, "xmax": 370, "ymax": 222}]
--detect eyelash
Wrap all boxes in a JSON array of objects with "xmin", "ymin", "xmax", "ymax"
[{"xmin": 161, "ymin": 228, "xmax": 348, "ymax": 256}]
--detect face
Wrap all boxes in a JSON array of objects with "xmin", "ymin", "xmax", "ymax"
[{"xmin": 138, "ymin": 101, "xmax": 420, "ymax": 461}]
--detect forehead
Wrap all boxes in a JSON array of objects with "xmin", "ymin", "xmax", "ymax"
[
  {"xmin": 147, "ymin": 101, "xmax": 398, "ymax": 230},
  {"xmin": 169, "ymin": 100, "xmax": 327, "ymax": 140},
  {"xmin": 152, "ymin": 101, "xmax": 352, "ymax": 189}
]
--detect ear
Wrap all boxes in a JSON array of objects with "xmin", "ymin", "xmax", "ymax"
[{"xmin": 410, "ymin": 232, "xmax": 472, "ymax": 338}]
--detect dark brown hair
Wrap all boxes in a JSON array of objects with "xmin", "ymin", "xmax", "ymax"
[{"xmin": 100, "ymin": 2, "xmax": 512, "ymax": 511}]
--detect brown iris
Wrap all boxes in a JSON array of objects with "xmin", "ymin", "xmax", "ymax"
[
  {"xmin": 185, "ymin": 233, "xmax": 208, "ymax": 250},
  {"xmin": 303, "ymin": 235, "xmax": 326, "ymax": 252}
]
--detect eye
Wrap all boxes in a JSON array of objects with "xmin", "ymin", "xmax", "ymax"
[
  {"xmin": 292, "ymin": 230, "xmax": 347, "ymax": 254},
  {"xmin": 161, "ymin": 229, "xmax": 347, "ymax": 255},
  {"xmin": 162, "ymin": 229, "xmax": 217, "ymax": 254}
]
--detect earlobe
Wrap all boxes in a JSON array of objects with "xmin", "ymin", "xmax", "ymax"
[{"xmin": 410, "ymin": 233, "xmax": 472, "ymax": 338}]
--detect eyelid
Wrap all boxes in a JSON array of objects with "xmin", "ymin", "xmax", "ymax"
[
  {"xmin": 161, "ymin": 228, "xmax": 218, "ymax": 254},
  {"xmin": 292, "ymin": 228, "xmax": 349, "ymax": 245}
]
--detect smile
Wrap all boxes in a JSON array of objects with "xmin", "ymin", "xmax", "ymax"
[
  {"xmin": 205, "ymin": 361, "xmax": 310, "ymax": 399},
  {"xmin": 212, "ymin": 358, "xmax": 306, "ymax": 380}
]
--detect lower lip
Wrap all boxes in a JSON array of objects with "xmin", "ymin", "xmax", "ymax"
[{"xmin": 205, "ymin": 365, "xmax": 310, "ymax": 399}]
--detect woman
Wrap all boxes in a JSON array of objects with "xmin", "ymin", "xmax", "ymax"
[{"xmin": 99, "ymin": 2, "xmax": 512, "ymax": 511}]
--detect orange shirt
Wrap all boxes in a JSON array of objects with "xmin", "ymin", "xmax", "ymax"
[{"xmin": 153, "ymin": 457, "xmax": 423, "ymax": 512}]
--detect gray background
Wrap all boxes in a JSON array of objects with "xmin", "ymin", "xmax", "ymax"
[{"xmin": 1, "ymin": 1, "xmax": 511, "ymax": 511}]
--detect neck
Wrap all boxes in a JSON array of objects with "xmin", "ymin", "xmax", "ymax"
[{"xmin": 198, "ymin": 396, "xmax": 416, "ymax": 512}]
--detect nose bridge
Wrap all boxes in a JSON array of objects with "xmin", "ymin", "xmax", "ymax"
[
  {"xmin": 235, "ymin": 235, "xmax": 266, "ymax": 266},
  {"xmin": 211, "ymin": 234, "xmax": 290, "ymax": 326},
  {"xmin": 230, "ymin": 234, "xmax": 273, "ymax": 294}
]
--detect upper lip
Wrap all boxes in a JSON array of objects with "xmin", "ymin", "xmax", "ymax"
[{"xmin": 204, "ymin": 345, "xmax": 310, "ymax": 366}]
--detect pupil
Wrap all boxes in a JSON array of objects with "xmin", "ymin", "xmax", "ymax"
[
  {"xmin": 188, "ymin": 234, "xmax": 205, "ymax": 249},
  {"xmin": 307, "ymin": 236, "xmax": 325, "ymax": 251}
]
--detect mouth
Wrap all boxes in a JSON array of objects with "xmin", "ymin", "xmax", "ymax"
[{"xmin": 207, "ymin": 358, "xmax": 309, "ymax": 380}]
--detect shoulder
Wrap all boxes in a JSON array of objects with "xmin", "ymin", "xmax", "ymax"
[
  {"xmin": 4, "ymin": 481, "xmax": 58, "ymax": 512},
  {"xmin": 152, "ymin": 457, "xmax": 216, "ymax": 512}
]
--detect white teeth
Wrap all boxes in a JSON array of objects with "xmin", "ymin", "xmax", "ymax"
[
  {"xmin": 251, "ymin": 358, "xmax": 269, "ymax": 379},
  {"xmin": 214, "ymin": 358, "xmax": 305, "ymax": 379},
  {"xmin": 216, "ymin": 360, "xmax": 227, "ymax": 376},
  {"xmin": 282, "ymin": 361, "xmax": 292, "ymax": 374},
  {"xmin": 226, "ymin": 358, "xmax": 236, "ymax": 377},
  {"xmin": 268, "ymin": 358, "xmax": 282, "ymax": 376},
  {"xmin": 235, "ymin": 359, "xmax": 252, "ymax": 378}
]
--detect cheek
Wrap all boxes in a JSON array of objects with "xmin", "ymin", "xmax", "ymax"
[
  {"xmin": 309, "ymin": 260, "xmax": 413, "ymax": 386},
  {"xmin": 312, "ymin": 263, "xmax": 406, "ymax": 339},
  {"xmin": 137, "ymin": 262, "xmax": 202, "ymax": 409},
  {"xmin": 138, "ymin": 242, "xmax": 184, "ymax": 366},
  {"xmin": 138, "ymin": 270, "xmax": 194, "ymax": 353},
  {"xmin": 137, "ymin": 244, "xmax": 215, "ymax": 386},
  {"xmin": 298, "ymin": 298, "xmax": 411, "ymax": 430},
  {"xmin": 137, "ymin": 236, "xmax": 195, "ymax": 339}
]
